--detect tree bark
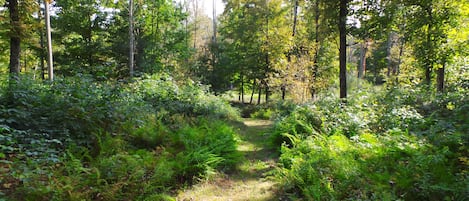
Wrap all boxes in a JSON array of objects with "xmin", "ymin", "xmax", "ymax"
[
  {"xmin": 264, "ymin": 1, "xmax": 270, "ymax": 103},
  {"xmin": 241, "ymin": 74, "xmax": 245, "ymax": 103},
  {"xmin": 257, "ymin": 81, "xmax": 262, "ymax": 105},
  {"xmin": 396, "ymin": 35, "xmax": 405, "ymax": 79},
  {"xmin": 311, "ymin": 0, "xmax": 319, "ymax": 100},
  {"xmin": 8, "ymin": 0, "xmax": 21, "ymax": 75},
  {"xmin": 339, "ymin": 0, "xmax": 347, "ymax": 99},
  {"xmin": 292, "ymin": 0, "xmax": 298, "ymax": 37},
  {"xmin": 425, "ymin": 5, "xmax": 433, "ymax": 85},
  {"xmin": 37, "ymin": 0, "xmax": 46, "ymax": 80},
  {"xmin": 386, "ymin": 32, "xmax": 393, "ymax": 77},
  {"xmin": 281, "ymin": 84, "xmax": 286, "ymax": 100},
  {"xmin": 129, "ymin": 0, "xmax": 135, "ymax": 77},
  {"xmin": 45, "ymin": 0, "xmax": 54, "ymax": 81},
  {"xmin": 250, "ymin": 79, "xmax": 256, "ymax": 104},
  {"xmin": 192, "ymin": 0, "xmax": 198, "ymax": 49},
  {"xmin": 437, "ymin": 63, "xmax": 445, "ymax": 93},
  {"xmin": 358, "ymin": 41, "xmax": 368, "ymax": 79}
]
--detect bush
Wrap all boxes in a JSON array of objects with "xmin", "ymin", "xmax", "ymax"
[
  {"xmin": 277, "ymin": 130, "xmax": 467, "ymax": 200},
  {"xmin": 270, "ymin": 106, "xmax": 323, "ymax": 149},
  {"xmin": 0, "ymin": 74, "xmax": 242, "ymax": 200},
  {"xmin": 250, "ymin": 107, "xmax": 274, "ymax": 120},
  {"xmin": 272, "ymin": 85, "xmax": 468, "ymax": 200},
  {"xmin": 0, "ymin": 76, "xmax": 121, "ymax": 150},
  {"xmin": 177, "ymin": 119, "xmax": 241, "ymax": 173},
  {"xmin": 134, "ymin": 74, "xmax": 240, "ymax": 120}
]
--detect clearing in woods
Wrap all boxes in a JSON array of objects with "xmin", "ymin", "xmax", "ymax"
[{"xmin": 177, "ymin": 118, "xmax": 278, "ymax": 201}]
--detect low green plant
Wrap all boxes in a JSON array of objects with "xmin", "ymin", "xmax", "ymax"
[
  {"xmin": 173, "ymin": 119, "xmax": 241, "ymax": 181},
  {"xmin": 270, "ymin": 106, "xmax": 323, "ymax": 149},
  {"xmin": 251, "ymin": 108, "xmax": 274, "ymax": 120},
  {"xmin": 134, "ymin": 74, "xmax": 240, "ymax": 120},
  {"xmin": 277, "ymin": 130, "xmax": 467, "ymax": 200},
  {"xmin": 0, "ymin": 74, "xmax": 243, "ymax": 200},
  {"xmin": 272, "ymin": 85, "xmax": 468, "ymax": 200}
]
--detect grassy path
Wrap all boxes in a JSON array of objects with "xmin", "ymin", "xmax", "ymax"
[{"xmin": 176, "ymin": 118, "xmax": 278, "ymax": 201}]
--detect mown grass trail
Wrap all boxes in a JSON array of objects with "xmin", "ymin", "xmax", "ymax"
[{"xmin": 177, "ymin": 118, "xmax": 278, "ymax": 201}]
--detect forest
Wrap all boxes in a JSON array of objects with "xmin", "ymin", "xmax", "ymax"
[{"xmin": 0, "ymin": 0, "xmax": 468, "ymax": 200}]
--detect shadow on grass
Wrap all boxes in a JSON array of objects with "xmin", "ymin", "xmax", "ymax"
[{"xmin": 177, "ymin": 118, "xmax": 282, "ymax": 201}]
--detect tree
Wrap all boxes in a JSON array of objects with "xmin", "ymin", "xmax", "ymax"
[
  {"xmin": 44, "ymin": 0, "xmax": 53, "ymax": 80},
  {"xmin": 217, "ymin": 0, "xmax": 289, "ymax": 102},
  {"xmin": 129, "ymin": 0, "xmax": 134, "ymax": 77},
  {"xmin": 7, "ymin": 0, "xmax": 20, "ymax": 75},
  {"xmin": 339, "ymin": 0, "xmax": 347, "ymax": 99},
  {"xmin": 404, "ymin": 0, "xmax": 457, "ymax": 87},
  {"xmin": 53, "ymin": 0, "xmax": 110, "ymax": 76},
  {"xmin": 51, "ymin": 0, "xmax": 189, "ymax": 78}
]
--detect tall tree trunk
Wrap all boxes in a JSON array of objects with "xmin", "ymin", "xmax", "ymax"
[
  {"xmin": 292, "ymin": 0, "xmax": 298, "ymax": 37},
  {"xmin": 212, "ymin": 0, "xmax": 217, "ymax": 70},
  {"xmin": 241, "ymin": 74, "xmax": 245, "ymax": 103},
  {"xmin": 339, "ymin": 0, "xmax": 347, "ymax": 99},
  {"xmin": 281, "ymin": 84, "xmax": 286, "ymax": 100},
  {"xmin": 250, "ymin": 79, "xmax": 256, "ymax": 104},
  {"xmin": 8, "ymin": 0, "xmax": 21, "ymax": 75},
  {"xmin": 86, "ymin": 11, "xmax": 93, "ymax": 68},
  {"xmin": 39, "ymin": 30, "xmax": 46, "ymax": 80},
  {"xmin": 212, "ymin": 0, "xmax": 217, "ymax": 42},
  {"xmin": 358, "ymin": 41, "xmax": 368, "ymax": 79},
  {"xmin": 285, "ymin": 0, "xmax": 299, "ymax": 101},
  {"xmin": 193, "ymin": 0, "xmax": 198, "ymax": 49},
  {"xmin": 386, "ymin": 32, "xmax": 393, "ymax": 77},
  {"xmin": 37, "ymin": 0, "xmax": 46, "ymax": 80},
  {"xmin": 257, "ymin": 82, "xmax": 262, "ymax": 105},
  {"xmin": 129, "ymin": 0, "xmax": 135, "ymax": 77},
  {"xmin": 437, "ymin": 63, "xmax": 445, "ymax": 93},
  {"xmin": 264, "ymin": 0, "xmax": 270, "ymax": 103},
  {"xmin": 311, "ymin": 0, "xmax": 319, "ymax": 100},
  {"xmin": 425, "ymin": 5, "xmax": 433, "ymax": 85},
  {"xmin": 396, "ymin": 14, "xmax": 406, "ymax": 80},
  {"xmin": 45, "ymin": 0, "xmax": 53, "ymax": 81},
  {"xmin": 396, "ymin": 35, "xmax": 405, "ymax": 79}
]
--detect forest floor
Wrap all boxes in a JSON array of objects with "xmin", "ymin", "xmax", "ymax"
[{"xmin": 176, "ymin": 118, "xmax": 279, "ymax": 201}]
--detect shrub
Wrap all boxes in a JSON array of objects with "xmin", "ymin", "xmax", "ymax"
[
  {"xmin": 250, "ymin": 107, "xmax": 274, "ymax": 120},
  {"xmin": 277, "ymin": 130, "xmax": 467, "ymax": 200},
  {"xmin": 173, "ymin": 119, "xmax": 241, "ymax": 181},
  {"xmin": 0, "ymin": 76, "xmax": 121, "ymax": 149},
  {"xmin": 270, "ymin": 105, "xmax": 323, "ymax": 149},
  {"xmin": 134, "ymin": 74, "xmax": 240, "ymax": 120},
  {"xmin": 272, "ymin": 85, "xmax": 468, "ymax": 200},
  {"xmin": 0, "ymin": 74, "xmax": 243, "ymax": 200}
]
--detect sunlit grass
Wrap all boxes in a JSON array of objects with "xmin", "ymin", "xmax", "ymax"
[{"xmin": 177, "ymin": 118, "xmax": 279, "ymax": 201}]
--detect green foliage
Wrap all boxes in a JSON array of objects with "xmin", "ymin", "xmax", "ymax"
[
  {"xmin": 134, "ymin": 73, "xmax": 240, "ymax": 120},
  {"xmin": 270, "ymin": 105, "xmax": 323, "ymax": 149},
  {"xmin": 175, "ymin": 119, "xmax": 241, "ymax": 174},
  {"xmin": 0, "ymin": 74, "xmax": 242, "ymax": 200},
  {"xmin": 0, "ymin": 76, "xmax": 120, "ymax": 149},
  {"xmin": 52, "ymin": 0, "xmax": 190, "ymax": 78},
  {"xmin": 278, "ymin": 130, "xmax": 467, "ymax": 200},
  {"xmin": 271, "ymin": 85, "xmax": 468, "ymax": 200},
  {"xmin": 250, "ymin": 107, "xmax": 274, "ymax": 120}
]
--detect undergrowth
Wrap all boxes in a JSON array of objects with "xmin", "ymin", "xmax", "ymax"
[
  {"xmin": 271, "ymin": 84, "xmax": 468, "ymax": 200},
  {"xmin": 0, "ymin": 74, "xmax": 241, "ymax": 200}
]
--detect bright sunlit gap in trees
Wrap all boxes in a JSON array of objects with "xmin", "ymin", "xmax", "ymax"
[{"xmin": 176, "ymin": 0, "xmax": 225, "ymax": 18}]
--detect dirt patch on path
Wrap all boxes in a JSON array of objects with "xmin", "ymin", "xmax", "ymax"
[{"xmin": 176, "ymin": 119, "xmax": 278, "ymax": 201}]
